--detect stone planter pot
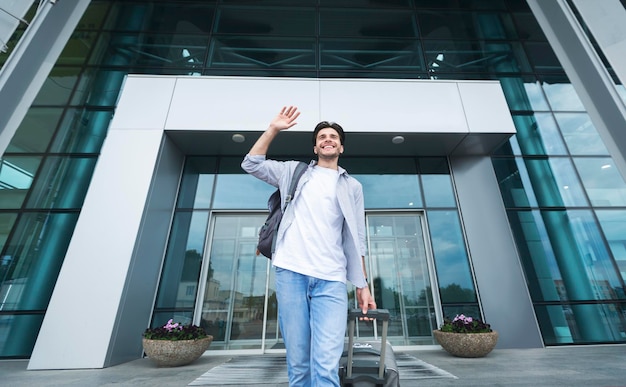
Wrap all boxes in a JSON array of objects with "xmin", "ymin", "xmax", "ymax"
[
  {"xmin": 433, "ymin": 330, "xmax": 498, "ymax": 358},
  {"xmin": 142, "ymin": 336, "xmax": 213, "ymax": 367}
]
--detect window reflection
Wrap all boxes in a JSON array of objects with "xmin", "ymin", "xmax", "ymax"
[
  {"xmin": 511, "ymin": 113, "xmax": 567, "ymax": 156},
  {"xmin": 555, "ymin": 113, "xmax": 609, "ymax": 156},
  {"xmin": 573, "ymin": 158, "xmax": 626, "ymax": 206},
  {"xmin": 357, "ymin": 175, "xmax": 422, "ymax": 208},
  {"xmin": 541, "ymin": 81, "xmax": 586, "ymax": 111},
  {"xmin": 524, "ymin": 157, "xmax": 588, "ymax": 207},
  {"xmin": 596, "ymin": 210, "xmax": 626, "ymax": 285},
  {"xmin": 426, "ymin": 210, "xmax": 477, "ymax": 301}
]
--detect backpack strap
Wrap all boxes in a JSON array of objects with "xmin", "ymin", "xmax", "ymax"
[{"xmin": 283, "ymin": 161, "xmax": 307, "ymax": 209}]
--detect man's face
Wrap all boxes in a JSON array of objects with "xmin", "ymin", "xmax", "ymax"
[{"xmin": 314, "ymin": 127, "xmax": 344, "ymax": 159}]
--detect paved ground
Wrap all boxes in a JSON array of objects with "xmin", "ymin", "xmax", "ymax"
[{"xmin": 2, "ymin": 345, "xmax": 626, "ymax": 386}]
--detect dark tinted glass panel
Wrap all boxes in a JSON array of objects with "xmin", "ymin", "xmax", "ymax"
[
  {"xmin": 49, "ymin": 109, "xmax": 112, "ymax": 153},
  {"xmin": 0, "ymin": 314, "xmax": 45, "ymax": 357},
  {"xmin": 424, "ymin": 40, "xmax": 529, "ymax": 74},
  {"xmin": 319, "ymin": 0, "xmax": 412, "ymax": 7},
  {"xmin": 146, "ymin": 4, "xmax": 216, "ymax": 33},
  {"xmin": 32, "ymin": 67, "xmax": 80, "ymax": 106},
  {"xmin": 71, "ymin": 68, "xmax": 127, "ymax": 106},
  {"xmin": 418, "ymin": 11, "xmax": 516, "ymax": 40},
  {"xmin": 210, "ymin": 37, "xmax": 315, "ymax": 70},
  {"xmin": 524, "ymin": 42, "xmax": 563, "ymax": 73},
  {"xmin": 75, "ymin": 2, "xmax": 109, "ymax": 31},
  {"xmin": 25, "ymin": 156, "xmax": 97, "ymax": 209},
  {"xmin": 57, "ymin": 31, "xmax": 99, "ymax": 66},
  {"xmin": 510, "ymin": 12, "xmax": 546, "ymax": 40},
  {"xmin": 507, "ymin": 210, "xmax": 564, "ymax": 302},
  {"xmin": 320, "ymin": 9, "xmax": 418, "ymax": 37},
  {"xmin": 177, "ymin": 157, "xmax": 217, "ymax": 209},
  {"xmin": 320, "ymin": 38, "xmax": 424, "ymax": 72},
  {"xmin": 2, "ymin": 212, "xmax": 80, "ymax": 310},
  {"xmin": 156, "ymin": 211, "xmax": 209, "ymax": 308},
  {"xmin": 419, "ymin": 158, "xmax": 455, "ymax": 207},
  {"xmin": 492, "ymin": 158, "xmax": 536, "ymax": 208},
  {"xmin": 215, "ymin": 7, "xmax": 315, "ymax": 36},
  {"xmin": 535, "ymin": 303, "xmax": 626, "ymax": 345},
  {"xmin": 6, "ymin": 108, "xmax": 63, "ymax": 153},
  {"xmin": 0, "ymin": 156, "xmax": 41, "ymax": 209},
  {"xmin": 0, "ymin": 213, "xmax": 18, "ymax": 251},
  {"xmin": 427, "ymin": 210, "xmax": 477, "ymax": 302}
]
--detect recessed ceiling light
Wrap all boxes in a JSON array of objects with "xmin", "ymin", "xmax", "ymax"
[
  {"xmin": 232, "ymin": 134, "xmax": 245, "ymax": 143},
  {"xmin": 392, "ymin": 136, "xmax": 404, "ymax": 144}
]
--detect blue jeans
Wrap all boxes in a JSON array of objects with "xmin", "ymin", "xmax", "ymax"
[{"xmin": 275, "ymin": 267, "xmax": 348, "ymax": 387}]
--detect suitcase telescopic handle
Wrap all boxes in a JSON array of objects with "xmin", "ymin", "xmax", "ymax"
[
  {"xmin": 346, "ymin": 309, "xmax": 390, "ymax": 381},
  {"xmin": 348, "ymin": 308, "xmax": 390, "ymax": 321}
]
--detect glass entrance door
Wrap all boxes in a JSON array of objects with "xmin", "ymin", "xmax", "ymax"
[
  {"xmin": 197, "ymin": 214, "xmax": 279, "ymax": 351},
  {"xmin": 197, "ymin": 212, "xmax": 439, "ymax": 352},
  {"xmin": 365, "ymin": 213, "xmax": 439, "ymax": 345}
]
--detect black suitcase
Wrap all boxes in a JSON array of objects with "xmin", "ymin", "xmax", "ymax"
[{"xmin": 339, "ymin": 309, "xmax": 400, "ymax": 387}]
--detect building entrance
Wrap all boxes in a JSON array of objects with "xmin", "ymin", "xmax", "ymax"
[{"xmin": 196, "ymin": 212, "xmax": 439, "ymax": 352}]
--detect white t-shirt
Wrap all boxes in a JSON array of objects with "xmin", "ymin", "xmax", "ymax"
[{"xmin": 273, "ymin": 165, "xmax": 347, "ymax": 282}]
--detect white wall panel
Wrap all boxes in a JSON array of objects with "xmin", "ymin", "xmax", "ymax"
[
  {"xmin": 166, "ymin": 77, "xmax": 321, "ymax": 131},
  {"xmin": 458, "ymin": 82, "xmax": 515, "ymax": 133},
  {"xmin": 111, "ymin": 76, "xmax": 177, "ymax": 130},
  {"xmin": 319, "ymin": 79, "xmax": 468, "ymax": 133},
  {"xmin": 28, "ymin": 128, "xmax": 164, "ymax": 370}
]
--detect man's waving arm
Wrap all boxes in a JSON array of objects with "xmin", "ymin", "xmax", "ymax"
[{"xmin": 248, "ymin": 106, "xmax": 300, "ymax": 155}]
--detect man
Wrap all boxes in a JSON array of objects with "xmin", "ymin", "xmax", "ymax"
[{"xmin": 241, "ymin": 106, "xmax": 376, "ymax": 387}]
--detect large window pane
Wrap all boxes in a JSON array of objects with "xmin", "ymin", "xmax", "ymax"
[
  {"xmin": 320, "ymin": 38, "xmax": 423, "ymax": 71},
  {"xmin": 156, "ymin": 211, "xmax": 209, "ymax": 309},
  {"xmin": 215, "ymin": 7, "xmax": 315, "ymax": 36},
  {"xmin": 0, "ymin": 156, "xmax": 41, "ymax": 209},
  {"xmin": 555, "ymin": 113, "xmax": 609, "ymax": 156},
  {"xmin": 512, "ymin": 113, "xmax": 567, "ymax": 156},
  {"xmin": 596, "ymin": 210, "xmax": 626, "ymax": 284},
  {"xmin": 573, "ymin": 158, "xmax": 626, "ymax": 207},
  {"xmin": 210, "ymin": 36, "xmax": 315, "ymax": 70},
  {"xmin": 426, "ymin": 210, "xmax": 476, "ymax": 303},
  {"xmin": 177, "ymin": 157, "xmax": 217, "ymax": 209},
  {"xmin": 541, "ymin": 79, "xmax": 586, "ymax": 111},
  {"xmin": 1, "ymin": 212, "xmax": 80, "ymax": 311},
  {"xmin": 0, "ymin": 314, "xmax": 45, "ymax": 357},
  {"xmin": 201, "ymin": 215, "xmax": 269, "ymax": 350},
  {"xmin": 25, "ymin": 156, "xmax": 98, "ymax": 209},
  {"xmin": 358, "ymin": 175, "xmax": 422, "ymax": 208},
  {"xmin": 424, "ymin": 40, "xmax": 529, "ymax": 74},
  {"xmin": 542, "ymin": 210, "xmax": 622, "ymax": 301},
  {"xmin": 535, "ymin": 303, "xmax": 626, "ymax": 345},
  {"xmin": 420, "ymin": 158, "xmax": 455, "ymax": 208},
  {"xmin": 492, "ymin": 157, "xmax": 538, "ymax": 208},
  {"xmin": 32, "ymin": 67, "xmax": 80, "ymax": 106},
  {"xmin": 49, "ymin": 109, "xmax": 112, "ymax": 153},
  {"xmin": 524, "ymin": 158, "xmax": 588, "ymax": 207},
  {"xmin": 6, "ymin": 108, "xmax": 63, "ymax": 154},
  {"xmin": 214, "ymin": 174, "xmax": 275, "ymax": 209},
  {"xmin": 320, "ymin": 9, "xmax": 418, "ymax": 38}
]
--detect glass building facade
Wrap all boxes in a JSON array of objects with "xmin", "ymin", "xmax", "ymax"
[{"xmin": 1, "ymin": 0, "xmax": 625, "ymax": 361}]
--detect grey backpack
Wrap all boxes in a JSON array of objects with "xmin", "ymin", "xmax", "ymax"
[{"xmin": 256, "ymin": 162, "xmax": 308, "ymax": 259}]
